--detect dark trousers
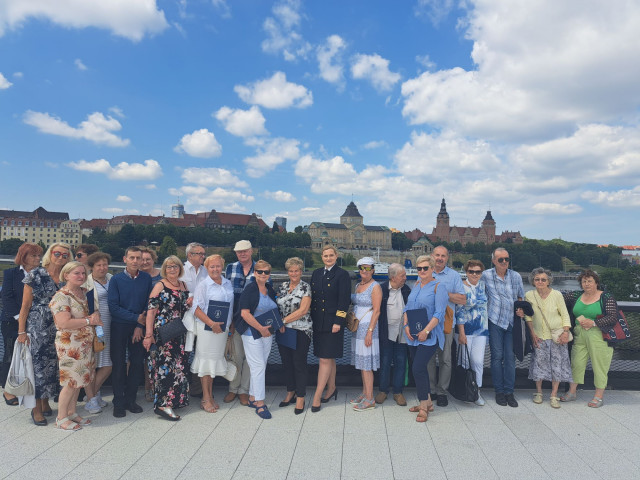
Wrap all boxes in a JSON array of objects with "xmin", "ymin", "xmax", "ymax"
[
  {"xmin": 278, "ymin": 330, "xmax": 311, "ymax": 397},
  {"xmin": 1, "ymin": 321, "xmax": 19, "ymax": 388},
  {"xmin": 111, "ymin": 322, "xmax": 144, "ymax": 408},
  {"xmin": 379, "ymin": 339, "xmax": 408, "ymax": 394},
  {"xmin": 408, "ymin": 343, "xmax": 438, "ymax": 401}
]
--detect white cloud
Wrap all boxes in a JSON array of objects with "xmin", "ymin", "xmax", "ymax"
[
  {"xmin": 235, "ymin": 72, "xmax": 312, "ymax": 109},
  {"xmin": 531, "ymin": 203, "xmax": 583, "ymax": 215},
  {"xmin": 415, "ymin": 54, "xmax": 436, "ymax": 71},
  {"xmin": 0, "ymin": 72, "xmax": 12, "ymax": 89},
  {"xmin": 317, "ymin": 35, "xmax": 346, "ymax": 87},
  {"xmin": 102, "ymin": 207, "xmax": 124, "ymax": 214},
  {"xmin": 211, "ymin": 0, "xmax": 231, "ymax": 18},
  {"xmin": 109, "ymin": 106, "xmax": 125, "ymax": 118},
  {"xmin": 116, "ymin": 195, "xmax": 132, "ymax": 202},
  {"xmin": 0, "ymin": 0, "xmax": 168, "ymax": 41},
  {"xmin": 261, "ymin": 0, "xmax": 311, "ymax": 61},
  {"xmin": 13, "ymin": 72, "xmax": 23, "ymax": 79},
  {"xmin": 140, "ymin": 184, "xmax": 156, "ymax": 190},
  {"xmin": 265, "ymin": 190, "xmax": 296, "ymax": 202},
  {"xmin": 214, "ymin": 106, "xmax": 267, "ymax": 137},
  {"xmin": 363, "ymin": 140, "xmax": 387, "ymax": 150},
  {"xmin": 74, "ymin": 58, "xmax": 87, "ymax": 71},
  {"xmin": 174, "ymin": 128, "xmax": 222, "ymax": 158},
  {"xmin": 414, "ymin": 0, "xmax": 455, "ymax": 26},
  {"xmin": 181, "ymin": 167, "xmax": 248, "ymax": 188},
  {"xmin": 341, "ymin": 146, "xmax": 354, "ymax": 156},
  {"xmin": 171, "ymin": 185, "xmax": 254, "ymax": 209},
  {"xmin": 244, "ymin": 137, "xmax": 300, "ymax": 178},
  {"xmin": 67, "ymin": 158, "xmax": 162, "ymax": 180},
  {"xmin": 401, "ymin": 1, "xmax": 640, "ymax": 141},
  {"xmin": 351, "ymin": 53, "xmax": 401, "ymax": 92},
  {"xmin": 23, "ymin": 111, "xmax": 130, "ymax": 147},
  {"xmin": 582, "ymin": 187, "xmax": 640, "ymax": 208}
]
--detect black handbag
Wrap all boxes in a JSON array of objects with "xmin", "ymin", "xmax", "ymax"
[
  {"xmin": 449, "ymin": 343, "xmax": 479, "ymax": 403},
  {"xmin": 157, "ymin": 288, "xmax": 188, "ymax": 344}
]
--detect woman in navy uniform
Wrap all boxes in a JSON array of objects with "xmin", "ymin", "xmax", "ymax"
[{"xmin": 310, "ymin": 245, "xmax": 351, "ymax": 412}]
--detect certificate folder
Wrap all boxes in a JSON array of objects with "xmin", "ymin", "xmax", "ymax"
[
  {"xmin": 276, "ymin": 327, "xmax": 297, "ymax": 349},
  {"xmin": 205, "ymin": 300, "xmax": 230, "ymax": 332},
  {"xmin": 251, "ymin": 308, "xmax": 284, "ymax": 339},
  {"xmin": 406, "ymin": 308, "xmax": 430, "ymax": 338}
]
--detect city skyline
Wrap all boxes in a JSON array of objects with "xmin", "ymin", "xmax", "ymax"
[{"xmin": 1, "ymin": 1, "xmax": 639, "ymax": 245}]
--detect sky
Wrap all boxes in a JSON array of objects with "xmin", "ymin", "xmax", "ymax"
[{"xmin": 1, "ymin": 0, "xmax": 639, "ymax": 246}]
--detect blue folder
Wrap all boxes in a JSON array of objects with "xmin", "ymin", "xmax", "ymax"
[
  {"xmin": 250, "ymin": 308, "xmax": 284, "ymax": 339},
  {"xmin": 406, "ymin": 308, "xmax": 431, "ymax": 338},
  {"xmin": 276, "ymin": 327, "xmax": 297, "ymax": 350},
  {"xmin": 205, "ymin": 300, "xmax": 230, "ymax": 332},
  {"xmin": 86, "ymin": 289, "xmax": 95, "ymax": 314}
]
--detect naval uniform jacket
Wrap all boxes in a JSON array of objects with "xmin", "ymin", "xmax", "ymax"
[
  {"xmin": 310, "ymin": 265, "xmax": 351, "ymax": 332},
  {"xmin": 1, "ymin": 267, "xmax": 26, "ymax": 323}
]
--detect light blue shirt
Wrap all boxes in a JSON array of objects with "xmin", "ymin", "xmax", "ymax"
[
  {"xmin": 432, "ymin": 266, "xmax": 465, "ymax": 319},
  {"xmin": 481, "ymin": 268, "xmax": 524, "ymax": 330},
  {"xmin": 403, "ymin": 280, "xmax": 448, "ymax": 348}
]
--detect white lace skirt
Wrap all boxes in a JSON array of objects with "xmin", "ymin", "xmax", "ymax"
[{"xmin": 190, "ymin": 320, "xmax": 229, "ymax": 378}]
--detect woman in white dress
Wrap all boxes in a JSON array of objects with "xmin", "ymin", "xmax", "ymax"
[
  {"xmin": 191, "ymin": 254, "xmax": 234, "ymax": 413},
  {"xmin": 350, "ymin": 257, "xmax": 382, "ymax": 411}
]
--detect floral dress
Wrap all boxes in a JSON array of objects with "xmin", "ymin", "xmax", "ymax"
[
  {"xmin": 49, "ymin": 289, "xmax": 95, "ymax": 388},
  {"xmin": 350, "ymin": 281, "xmax": 380, "ymax": 371},
  {"xmin": 23, "ymin": 267, "xmax": 59, "ymax": 399},
  {"xmin": 148, "ymin": 283, "xmax": 190, "ymax": 409}
]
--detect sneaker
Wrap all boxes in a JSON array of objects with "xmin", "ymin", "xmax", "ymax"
[
  {"xmin": 436, "ymin": 394, "xmax": 449, "ymax": 407},
  {"xmin": 84, "ymin": 397, "xmax": 102, "ymax": 414},
  {"xmin": 495, "ymin": 393, "xmax": 508, "ymax": 406},
  {"xmin": 353, "ymin": 398, "xmax": 376, "ymax": 412},
  {"xmin": 474, "ymin": 394, "xmax": 485, "ymax": 406},
  {"xmin": 96, "ymin": 391, "xmax": 108, "ymax": 408}
]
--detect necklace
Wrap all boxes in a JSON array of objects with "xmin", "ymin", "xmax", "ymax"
[{"xmin": 165, "ymin": 279, "xmax": 181, "ymax": 289}]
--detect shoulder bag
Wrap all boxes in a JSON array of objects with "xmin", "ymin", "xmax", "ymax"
[
  {"xmin": 533, "ymin": 293, "xmax": 572, "ymax": 344},
  {"xmin": 158, "ymin": 283, "xmax": 189, "ymax": 344},
  {"xmin": 5, "ymin": 339, "xmax": 35, "ymax": 397},
  {"xmin": 449, "ymin": 343, "xmax": 479, "ymax": 403},
  {"xmin": 598, "ymin": 294, "xmax": 631, "ymax": 346}
]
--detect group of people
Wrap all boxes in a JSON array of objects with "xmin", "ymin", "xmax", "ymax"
[{"xmin": 0, "ymin": 240, "xmax": 619, "ymax": 429}]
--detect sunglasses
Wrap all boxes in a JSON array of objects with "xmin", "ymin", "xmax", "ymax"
[
  {"xmin": 416, "ymin": 266, "xmax": 431, "ymax": 271},
  {"xmin": 359, "ymin": 266, "xmax": 373, "ymax": 271},
  {"xmin": 255, "ymin": 269, "xmax": 271, "ymax": 275},
  {"xmin": 497, "ymin": 258, "xmax": 510, "ymax": 263},
  {"xmin": 467, "ymin": 270, "xmax": 482, "ymax": 275},
  {"xmin": 52, "ymin": 252, "xmax": 70, "ymax": 259}
]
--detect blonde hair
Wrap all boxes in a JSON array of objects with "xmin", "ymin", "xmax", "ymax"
[
  {"xmin": 254, "ymin": 259, "xmax": 271, "ymax": 271},
  {"xmin": 322, "ymin": 245, "xmax": 338, "ymax": 256},
  {"xmin": 161, "ymin": 255, "xmax": 185, "ymax": 278},
  {"xmin": 416, "ymin": 255, "xmax": 435, "ymax": 268},
  {"xmin": 204, "ymin": 254, "xmax": 225, "ymax": 268},
  {"xmin": 285, "ymin": 257, "xmax": 304, "ymax": 271},
  {"xmin": 60, "ymin": 261, "xmax": 88, "ymax": 282},
  {"xmin": 42, "ymin": 242, "xmax": 72, "ymax": 267}
]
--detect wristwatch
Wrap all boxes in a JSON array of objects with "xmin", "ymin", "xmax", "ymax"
[{"xmin": 85, "ymin": 317, "xmax": 90, "ymax": 325}]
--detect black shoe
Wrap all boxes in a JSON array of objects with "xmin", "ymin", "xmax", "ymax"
[
  {"xmin": 154, "ymin": 406, "xmax": 181, "ymax": 421},
  {"xmin": 126, "ymin": 402, "xmax": 143, "ymax": 413},
  {"xmin": 495, "ymin": 393, "xmax": 507, "ymax": 406},
  {"xmin": 311, "ymin": 404, "xmax": 321, "ymax": 413},
  {"xmin": 436, "ymin": 394, "xmax": 448, "ymax": 407},
  {"xmin": 42, "ymin": 409, "xmax": 53, "ymax": 417},
  {"xmin": 3, "ymin": 393, "xmax": 19, "ymax": 406},
  {"xmin": 279, "ymin": 395, "xmax": 296, "ymax": 407},
  {"xmin": 321, "ymin": 389, "xmax": 338, "ymax": 403},
  {"xmin": 505, "ymin": 393, "xmax": 518, "ymax": 408},
  {"xmin": 31, "ymin": 410, "xmax": 48, "ymax": 426},
  {"xmin": 53, "ymin": 395, "xmax": 59, "ymax": 403},
  {"xmin": 113, "ymin": 406, "xmax": 126, "ymax": 418},
  {"xmin": 294, "ymin": 401, "xmax": 305, "ymax": 415}
]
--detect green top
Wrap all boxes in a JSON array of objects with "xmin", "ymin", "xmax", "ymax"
[{"xmin": 573, "ymin": 296, "xmax": 602, "ymax": 321}]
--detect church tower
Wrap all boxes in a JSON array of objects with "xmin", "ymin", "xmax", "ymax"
[
  {"xmin": 482, "ymin": 210, "xmax": 496, "ymax": 244},
  {"xmin": 434, "ymin": 198, "xmax": 450, "ymax": 241}
]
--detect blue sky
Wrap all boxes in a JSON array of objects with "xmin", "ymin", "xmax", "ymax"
[{"xmin": 1, "ymin": 0, "xmax": 639, "ymax": 245}]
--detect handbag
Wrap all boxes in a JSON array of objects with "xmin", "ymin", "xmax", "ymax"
[
  {"xmin": 93, "ymin": 328, "xmax": 105, "ymax": 353},
  {"xmin": 346, "ymin": 307, "xmax": 372, "ymax": 333},
  {"xmin": 434, "ymin": 283, "xmax": 454, "ymax": 334},
  {"xmin": 5, "ymin": 339, "xmax": 35, "ymax": 397},
  {"xmin": 449, "ymin": 343, "xmax": 478, "ymax": 403},
  {"xmin": 157, "ymin": 283, "xmax": 188, "ymax": 344},
  {"xmin": 533, "ymin": 294, "xmax": 573, "ymax": 344},
  {"xmin": 598, "ymin": 300, "xmax": 631, "ymax": 346}
]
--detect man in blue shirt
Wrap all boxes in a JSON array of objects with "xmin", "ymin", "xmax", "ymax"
[
  {"xmin": 223, "ymin": 240, "xmax": 255, "ymax": 406},
  {"xmin": 481, "ymin": 247, "xmax": 525, "ymax": 407},
  {"xmin": 108, "ymin": 246, "xmax": 152, "ymax": 418},
  {"xmin": 428, "ymin": 246, "xmax": 466, "ymax": 406}
]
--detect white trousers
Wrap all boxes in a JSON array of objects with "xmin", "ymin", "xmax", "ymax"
[
  {"xmin": 456, "ymin": 334, "xmax": 487, "ymax": 388},
  {"xmin": 241, "ymin": 333, "xmax": 273, "ymax": 401}
]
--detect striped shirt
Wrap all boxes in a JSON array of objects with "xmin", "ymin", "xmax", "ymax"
[{"xmin": 481, "ymin": 268, "xmax": 524, "ymax": 329}]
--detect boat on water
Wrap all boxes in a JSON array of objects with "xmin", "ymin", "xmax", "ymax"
[{"xmin": 353, "ymin": 250, "xmax": 467, "ymax": 281}]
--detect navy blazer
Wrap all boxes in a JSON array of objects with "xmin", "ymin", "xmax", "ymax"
[
  {"xmin": 1, "ymin": 267, "xmax": 25, "ymax": 323},
  {"xmin": 377, "ymin": 280, "xmax": 411, "ymax": 348},
  {"xmin": 234, "ymin": 281, "xmax": 277, "ymax": 335},
  {"xmin": 310, "ymin": 265, "xmax": 351, "ymax": 332}
]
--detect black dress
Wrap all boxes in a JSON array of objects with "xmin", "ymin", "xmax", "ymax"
[{"xmin": 310, "ymin": 266, "xmax": 351, "ymax": 359}]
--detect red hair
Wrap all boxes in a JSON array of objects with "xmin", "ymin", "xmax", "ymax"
[{"xmin": 14, "ymin": 242, "xmax": 43, "ymax": 266}]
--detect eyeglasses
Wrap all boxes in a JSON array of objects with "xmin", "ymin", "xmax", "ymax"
[
  {"xmin": 497, "ymin": 258, "xmax": 510, "ymax": 263},
  {"xmin": 416, "ymin": 266, "xmax": 431, "ymax": 271},
  {"xmin": 467, "ymin": 270, "xmax": 482, "ymax": 275},
  {"xmin": 255, "ymin": 269, "xmax": 271, "ymax": 275},
  {"xmin": 166, "ymin": 265, "xmax": 180, "ymax": 270},
  {"xmin": 189, "ymin": 252, "xmax": 205, "ymax": 257},
  {"xmin": 359, "ymin": 266, "xmax": 373, "ymax": 271},
  {"xmin": 75, "ymin": 253, "xmax": 85, "ymax": 259},
  {"xmin": 52, "ymin": 252, "xmax": 70, "ymax": 259},
  {"xmin": 533, "ymin": 277, "xmax": 548, "ymax": 283}
]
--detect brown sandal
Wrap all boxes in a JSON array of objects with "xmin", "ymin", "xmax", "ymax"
[
  {"xmin": 416, "ymin": 407, "xmax": 429, "ymax": 423},
  {"xmin": 410, "ymin": 403, "xmax": 435, "ymax": 413}
]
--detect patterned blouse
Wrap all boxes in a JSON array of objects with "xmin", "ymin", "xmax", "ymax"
[
  {"xmin": 277, "ymin": 280, "xmax": 312, "ymax": 335},
  {"xmin": 455, "ymin": 280, "xmax": 489, "ymax": 336}
]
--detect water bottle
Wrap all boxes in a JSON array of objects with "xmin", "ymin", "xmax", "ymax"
[{"xmin": 95, "ymin": 325, "xmax": 105, "ymax": 343}]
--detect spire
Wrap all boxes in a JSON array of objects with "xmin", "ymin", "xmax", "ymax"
[
  {"xmin": 341, "ymin": 201, "xmax": 362, "ymax": 218},
  {"xmin": 484, "ymin": 210, "xmax": 494, "ymax": 221},
  {"xmin": 438, "ymin": 198, "xmax": 447, "ymax": 215}
]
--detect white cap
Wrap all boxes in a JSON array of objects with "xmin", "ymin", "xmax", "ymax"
[
  {"xmin": 234, "ymin": 240, "xmax": 252, "ymax": 251},
  {"xmin": 357, "ymin": 256, "xmax": 376, "ymax": 267}
]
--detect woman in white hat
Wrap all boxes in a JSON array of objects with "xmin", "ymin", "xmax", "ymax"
[{"xmin": 350, "ymin": 257, "xmax": 382, "ymax": 411}]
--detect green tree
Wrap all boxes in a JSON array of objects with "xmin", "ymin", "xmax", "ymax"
[
  {"xmin": 0, "ymin": 238, "xmax": 24, "ymax": 255},
  {"xmin": 294, "ymin": 225, "xmax": 303, "ymax": 234},
  {"xmin": 157, "ymin": 236, "xmax": 178, "ymax": 261},
  {"xmin": 392, "ymin": 232, "xmax": 413, "ymax": 251}
]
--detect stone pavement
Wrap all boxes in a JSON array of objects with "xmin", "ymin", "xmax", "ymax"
[{"xmin": 1, "ymin": 387, "xmax": 639, "ymax": 480}]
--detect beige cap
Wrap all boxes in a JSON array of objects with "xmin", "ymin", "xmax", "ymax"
[{"xmin": 234, "ymin": 240, "xmax": 252, "ymax": 251}]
